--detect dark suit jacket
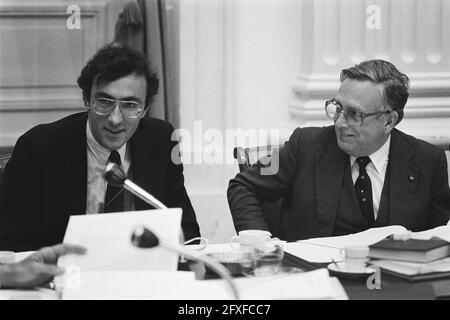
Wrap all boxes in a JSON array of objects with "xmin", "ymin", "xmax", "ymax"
[
  {"xmin": 228, "ymin": 126, "xmax": 450, "ymax": 241},
  {"xmin": 0, "ymin": 112, "xmax": 200, "ymax": 251}
]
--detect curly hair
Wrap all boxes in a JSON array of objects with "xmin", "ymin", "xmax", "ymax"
[
  {"xmin": 77, "ymin": 43, "xmax": 159, "ymax": 109},
  {"xmin": 340, "ymin": 60, "xmax": 410, "ymax": 124}
]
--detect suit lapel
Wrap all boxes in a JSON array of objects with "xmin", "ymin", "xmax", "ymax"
[
  {"xmin": 388, "ymin": 129, "xmax": 420, "ymax": 226},
  {"xmin": 130, "ymin": 121, "xmax": 158, "ymax": 210},
  {"xmin": 315, "ymin": 129, "xmax": 347, "ymax": 236},
  {"xmin": 62, "ymin": 112, "xmax": 88, "ymax": 216}
]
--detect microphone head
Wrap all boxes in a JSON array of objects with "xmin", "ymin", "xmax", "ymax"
[
  {"xmin": 104, "ymin": 162, "xmax": 126, "ymax": 187},
  {"xmin": 131, "ymin": 226, "xmax": 159, "ymax": 248}
]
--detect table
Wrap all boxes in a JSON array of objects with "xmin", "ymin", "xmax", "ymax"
[
  {"xmin": 181, "ymin": 243, "xmax": 450, "ymax": 300},
  {"xmin": 283, "ymin": 252, "xmax": 449, "ymax": 300}
]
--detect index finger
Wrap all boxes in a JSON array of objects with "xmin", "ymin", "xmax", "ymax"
[
  {"xmin": 35, "ymin": 243, "xmax": 87, "ymax": 263},
  {"xmin": 49, "ymin": 243, "xmax": 87, "ymax": 256}
]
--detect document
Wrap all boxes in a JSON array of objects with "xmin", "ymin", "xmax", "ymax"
[
  {"xmin": 234, "ymin": 269, "xmax": 347, "ymax": 300},
  {"xmin": 301, "ymin": 225, "xmax": 410, "ymax": 248},
  {"xmin": 61, "ymin": 268, "xmax": 347, "ymax": 300},
  {"xmin": 55, "ymin": 209, "xmax": 183, "ymax": 290},
  {"xmin": 285, "ymin": 226, "xmax": 409, "ymax": 263},
  {"xmin": 61, "ymin": 271, "xmax": 203, "ymax": 300}
]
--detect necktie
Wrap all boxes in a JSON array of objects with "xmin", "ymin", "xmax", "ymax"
[
  {"xmin": 104, "ymin": 150, "xmax": 124, "ymax": 213},
  {"xmin": 354, "ymin": 156, "xmax": 374, "ymax": 226}
]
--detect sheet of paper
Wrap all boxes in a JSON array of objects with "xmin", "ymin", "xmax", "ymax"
[
  {"xmin": 61, "ymin": 271, "xmax": 212, "ymax": 300},
  {"xmin": 55, "ymin": 209, "xmax": 183, "ymax": 289},
  {"xmin": 234, "ymin": 268, "xmax": 347, "ymax": 300},
  {"xmin": 301, "ymin": 225, "xmax": 409, "ymax": 248},
  {"xmin": 284, "ymin": 226, "xmax": 409, "ymax": 263},
  {"xmin": 60, "ymin": 268, "xmax": 347, "ymax": 300},
  {"xmin": 284, "ymin": 242, "xmax": 343, "ymax": 263},
  {"xmin": 0, "ymin": 288, "xmax": 60, "ymax": 300}
]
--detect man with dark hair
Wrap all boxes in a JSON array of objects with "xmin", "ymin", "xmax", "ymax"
[
  {"xmin": 228, "ymin": 59, "xmax": 450, "ymax": 241},
  {"xmin": 0, "ymin": 44, "xmax": 200, "ymax": 251}
]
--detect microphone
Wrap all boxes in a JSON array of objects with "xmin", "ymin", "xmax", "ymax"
[
  {"xmin": 131, "ymin": 226, "xmax": 240, "ymax": 300},
  {"xmin": 104, "ymin": 162, "xmax": 167, "ymax": 209}
]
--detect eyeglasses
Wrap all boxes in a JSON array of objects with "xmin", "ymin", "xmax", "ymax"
[
  {"xmin": 325, "ymin": 99, "xmax": 390, "ymax": 126},
  {"xmin": 91, "ymin": 97, "xmax": 144, "ymax": 118}
]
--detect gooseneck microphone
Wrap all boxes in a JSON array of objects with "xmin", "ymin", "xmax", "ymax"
[
  {"xmin": 131, "ymin": 226, "xmax": 240, "ymax": 300},
  {"xmin": 104, "ymin": 162, "xmax": 167, "ymax": 209}
]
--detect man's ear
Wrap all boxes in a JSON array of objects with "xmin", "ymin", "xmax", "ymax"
[
  {"xmin": 83, "ymin": 97, "xmax": 90, "ymax": 109},
  {"xmin": 142, "ymin": 106, "xmax": 151, "ymax": 117},
  {"xmin": 385, "ymin": 110, "xmax": 398, "ymax": 131}
]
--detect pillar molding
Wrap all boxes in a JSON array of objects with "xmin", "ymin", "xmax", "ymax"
[{"xmin": 289, "ymin": 0, "xmax": 450, "ymax": 143}]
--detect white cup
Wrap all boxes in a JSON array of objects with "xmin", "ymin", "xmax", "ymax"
[
  {"xmin": 340, "ymin": 246, "xmax": 369, "ymax": 272},
  {"xmin": 0, "ymin": 251, "xmax": 15, "ymax": 264},
  {"xmin": 230, "ymin": 230, "xmax": 272, "ymax": 250}
]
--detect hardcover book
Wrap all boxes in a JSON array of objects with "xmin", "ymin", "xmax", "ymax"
[{"xmin": 368, "ymin": 237, "xmax": 450, "ymax": 263}]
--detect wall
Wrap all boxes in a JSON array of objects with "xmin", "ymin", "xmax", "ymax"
[
  {"xmin": 0, "ymin": 0, "xmax": 124, "ymax": 147},
  {"xmin": 179, "ymin": 0, "xmax": 302, "ymax": 242}
]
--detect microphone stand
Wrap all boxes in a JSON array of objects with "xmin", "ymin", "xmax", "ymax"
[
  {"xmin": 123, "ymin": 179, "xmax": 167, "ymax": 209},
  {"xmin": 105, "ymin": 162, "xmax": 167, "ymax": 209}
]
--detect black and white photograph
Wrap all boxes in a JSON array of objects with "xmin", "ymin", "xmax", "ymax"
[{"xmin": 0, "ymin": 0, "xmax": 449, "ymax": 306}]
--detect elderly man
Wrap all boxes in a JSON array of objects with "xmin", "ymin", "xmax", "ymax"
[
  {"xmin": 228, "ymin": 60, "xmax": 450, "ymax": 241},
  {"xmin": 0, "ymin": 44, "xmax": 200, "ymax": 251}
]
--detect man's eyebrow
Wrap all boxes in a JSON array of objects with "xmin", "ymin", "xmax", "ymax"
[
  {"xmin": 94, "ymin": 92, "xmax": 143, "ymax": 103},
  {"xmin": 334, "ymin": 98, "xmax": 362, "ymax": 111},
  {"xmin": 94, "ymin": 92, "xmax": 114, "ymax": 99}
]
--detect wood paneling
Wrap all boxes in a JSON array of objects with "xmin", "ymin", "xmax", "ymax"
[{"xmin": 0, "ymin": 0, "xmax": 122, "ymax": 146}]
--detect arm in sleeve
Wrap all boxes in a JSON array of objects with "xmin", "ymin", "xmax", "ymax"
[
  {"xmin": 0, "ymin": 134, "xmax": 42, "ymax": 251},
  {"xmin": 165, "ymin": 127, "xmax": 200, "ymax": 241},
  {"xmin": 428, "ymin": 149, "xmax": 450, "ymax": 228},
  {"xmin": 227, "ymin": 128, "xmax": 302, "ymax": 232}
]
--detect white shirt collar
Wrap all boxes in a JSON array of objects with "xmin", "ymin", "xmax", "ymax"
[
  {"xmin": 350, "ymin": 135, "xmax": 391, "ymax": 174},
  {"xmin": 86, "ymin": 120, "xmax": 127, "ymax": 164}
]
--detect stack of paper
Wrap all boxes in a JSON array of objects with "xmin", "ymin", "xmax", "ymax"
[
  {"xmin": 369, "ymin": 257, "xmax": 450, "ymax": 281},
  {"xmin": 55, "ymin": 209, "xmax": 183, "ymax": 291}
]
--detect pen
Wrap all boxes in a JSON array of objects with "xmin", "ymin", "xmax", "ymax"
[
  {"xmin": 299, "ymin": 241, "xmax": 342, "ymax": 250},
  {"xmin": 331, "ymin": 258, "xmax": 340, "ymax": 270}
]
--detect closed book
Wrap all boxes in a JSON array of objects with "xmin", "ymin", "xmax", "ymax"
[
  {"xmin": 369, "ymin": 237, "xmax": 450, "ymax": 263},
  {"xmin": 369, "ymin": 257, "xmax": 450, "ymax": 282}
]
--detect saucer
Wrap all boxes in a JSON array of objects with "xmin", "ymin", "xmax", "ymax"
[{"xmin": 327, "ymin": 262, "xmax": 376, "ymax": 280}]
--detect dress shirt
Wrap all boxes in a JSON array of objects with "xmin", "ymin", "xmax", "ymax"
[{"xmin": 85, "ymin": 120, "xmax": 134, "ymax": 214}]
